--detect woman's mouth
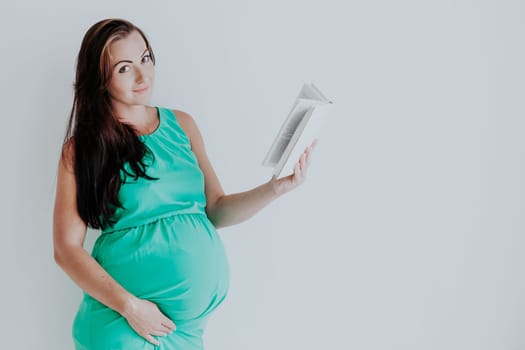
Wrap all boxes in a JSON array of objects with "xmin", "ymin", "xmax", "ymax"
[{"xmin": 133, "ymin": 86, "xmax": 149, "ymax": 93}]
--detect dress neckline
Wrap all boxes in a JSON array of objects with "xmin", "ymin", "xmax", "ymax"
[{"xmin": 138, "ymin": 106, "xmax": 161, "ymax": 138}]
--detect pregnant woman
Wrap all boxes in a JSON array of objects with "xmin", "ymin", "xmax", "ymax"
[{"xmin": 52, "ymin": 18, "xmax": 316, "ymax": 349}]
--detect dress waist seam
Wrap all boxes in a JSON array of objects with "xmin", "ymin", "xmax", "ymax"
[{"xmin": 100, "ymin": 211, "xmax": 208, "ymax": 235}]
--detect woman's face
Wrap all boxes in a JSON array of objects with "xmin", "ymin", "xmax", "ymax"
[{"xmin": 107, "ymin": 30, "xmax": 155, "ymax": 107}]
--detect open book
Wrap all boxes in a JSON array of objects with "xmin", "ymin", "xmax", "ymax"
[{"xmin": 262, "ymin": 83, "xmax": 333, "ymax": 177}]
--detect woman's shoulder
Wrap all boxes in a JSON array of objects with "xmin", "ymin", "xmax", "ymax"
[
  {"xmin": 167, "ymin": 108, "xmax": 202, "ymax": 145},
  {"xmin": 169, "ymin": 108, "xmax": 193, "ymax": 124},
  {"xmin": 169, "ymin": 108, "xmax": 198, "ymax": 132}
]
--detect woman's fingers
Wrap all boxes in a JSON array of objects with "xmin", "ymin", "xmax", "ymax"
[
  {"xmin": 162, "ymin": 318, "xmax": 176, "ymax": 331},
  {"xmin": 145, "ymin": 334, "xmax": 160, "ymax": 346},
  {"xmin": 304, "ymin": 139, "xmax": 317, "ymax": 172},
  {"xmin": 144, "ymin": 325, "xmax": 173, "ymax": 346},
  {"xmin": 292, "ymin": 154, "xmax": 304, "ymax": 182},
  {"xmin": 302, "ymin": 151, "xmax": 309, "ymax": 175},
  {"xmin": 149, "ymin": 329, "xmax": 170, "ymax": 337},
  {"xmin": 123, "ymin": 298, "xmax": 178, "ymax": 346},
  {"xmin": 162, "ymin": 322, "xmax": 176, "ymax": 332},
  {"xmin": 273, "ymin": 139, "xmax": 318, "ymax": 194},
  {"xmin": 293, "ymin": 159, "xmax": 302, "ymax": 180},
  {"xmin": 305, "ymin": 148, "xmax": 311, "ymax": 171}
]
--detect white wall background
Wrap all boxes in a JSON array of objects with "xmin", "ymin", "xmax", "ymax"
[{"xmin": 1, "ymin": 0, "xmax": 523, "ymax": 349}]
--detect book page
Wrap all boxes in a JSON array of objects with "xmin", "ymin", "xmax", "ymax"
[
  {"xmin": 262, "ymin": 98, "xmax": 320, "ymax": 166},
  {"xmin": 262, "ymin": 83, "xmax": 333, "ymax": 174},
  {"xmin": 274, "ymin": 102, "xmax": 332, "ymax": 177}
]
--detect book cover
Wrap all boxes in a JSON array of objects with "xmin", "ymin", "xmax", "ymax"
[{"xmin": 262, "ymin": 83, "xmax": 333, "ymax": 177}]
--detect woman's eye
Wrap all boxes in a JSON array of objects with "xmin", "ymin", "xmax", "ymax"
[
  {"xmin": 119, "ymin": 66, "xmax": 130, "ymax": 73},
  {"xmin": 117, "ymin": 55, "xmax": 150, "ymax": 73}
]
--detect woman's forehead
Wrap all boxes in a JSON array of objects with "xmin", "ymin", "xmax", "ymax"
[{"xmin": 109, "ymin": 31, "xmax": 147, "ymax": 63}]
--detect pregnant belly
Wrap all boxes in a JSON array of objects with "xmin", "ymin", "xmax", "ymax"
[{"xmin": 92, "ymin": 213, "xmax": 230, "ymax": 321}]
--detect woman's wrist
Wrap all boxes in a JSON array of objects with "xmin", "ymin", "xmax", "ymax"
[
  {"xmin": 268, "ymin": 176, "xmax": 287, "ymax": 197},
  {"xmin": 119, "ymin": 293, "xmax": 139, "ymax": 318}
]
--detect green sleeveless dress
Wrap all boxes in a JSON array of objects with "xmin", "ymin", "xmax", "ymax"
[{"xmin": 72, "ymin": 107, "xmax": 230, "ymax": 349}]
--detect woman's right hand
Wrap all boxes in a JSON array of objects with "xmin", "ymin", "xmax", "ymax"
[{"xmin": 121, "ymin": 297, "xmax": 177, "ymax": 346}]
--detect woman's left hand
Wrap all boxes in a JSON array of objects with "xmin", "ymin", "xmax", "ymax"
[{"xmin": 269, "ymin": 139, "xmax": 318, "ymax": 196}]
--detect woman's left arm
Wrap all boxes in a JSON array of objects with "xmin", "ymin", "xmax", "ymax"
[{"xmin": 174, "ymin": 110, "xmax": 316, "ymax": 229}]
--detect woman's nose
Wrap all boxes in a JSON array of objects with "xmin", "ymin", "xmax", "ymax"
[{"xmin": 135, "ymin": 66, "xmax": 145, "ymax": 83}]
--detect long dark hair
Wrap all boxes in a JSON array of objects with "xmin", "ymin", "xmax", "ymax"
[{"xmin": 61, "ymin": 18, "xmax": 158, "ymax": 230}]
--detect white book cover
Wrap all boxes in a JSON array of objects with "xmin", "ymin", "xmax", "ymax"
[{"xmin": 262, "ymin": 83, "xmax": 333, "ymax": 177}]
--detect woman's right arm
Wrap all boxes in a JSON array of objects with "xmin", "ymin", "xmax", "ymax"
[{"xmin": 52, "ymin": 140, "xmax": 175, "ymax": 345}]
